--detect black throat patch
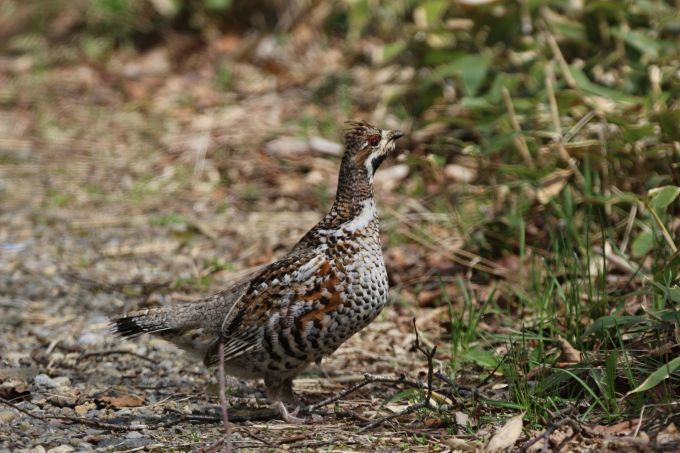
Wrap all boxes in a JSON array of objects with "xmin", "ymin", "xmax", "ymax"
[{"xmin": 370, "ymin": 154, "xmax": 387, "ymax": 175}]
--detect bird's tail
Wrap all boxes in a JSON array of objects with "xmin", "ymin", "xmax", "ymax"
[
  {"xmin": 112, "ymin": 306, "xmax": 182, "ymax": 338},
  {"xmin": 111, "ymin": 294, "xmax": 231, "ymax": 341}
]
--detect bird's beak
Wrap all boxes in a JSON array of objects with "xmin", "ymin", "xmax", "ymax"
[{"xmin": 388, "ymin": 130, "xmax": 404, "ymax": 141}]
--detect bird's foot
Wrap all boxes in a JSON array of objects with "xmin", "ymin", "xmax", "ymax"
[{"xmin": 274, "ymin": 400, "xmax": 306, "ymax": 424}]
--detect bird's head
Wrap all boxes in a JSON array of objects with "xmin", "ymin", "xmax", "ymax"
[{"xmin": 343, "ymin": 121, "xmax": 404, "ymax": 178}]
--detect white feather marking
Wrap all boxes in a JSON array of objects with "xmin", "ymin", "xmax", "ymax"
[
  {"xmin": 296, "ymin": 254, "xmax": 324, "ymax": 280},
  {"xmin": 342, "ymin": 199, "xmax": 376, "ymax": 233}
]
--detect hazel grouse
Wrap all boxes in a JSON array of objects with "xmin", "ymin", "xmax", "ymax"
[{"xmin": 113, "ymin": 121, "xmax": 404, "ymax": 422}]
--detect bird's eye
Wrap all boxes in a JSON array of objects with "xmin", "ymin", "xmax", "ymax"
[{"xmin": 368, "ymin": 134, "xmax": 381, "ymax": 147}]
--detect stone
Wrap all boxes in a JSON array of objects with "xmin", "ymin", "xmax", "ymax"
[
  {"xmin": 0, "ymin": 410, "xmax": 16, "ymax": 423},
  {"xmin": 34, "ymin": 374, "xmax": 56, "ymax": 388}
]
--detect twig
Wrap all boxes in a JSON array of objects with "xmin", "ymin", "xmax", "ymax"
[
  {"xmin": 520, "ymin": 407, "xmax": 579, "ymax": 451},
  {"xmin": 196, "ymin": 340, "xmax": 232, "ymax": 453},
  {"xmin": 81, "ymin": 349, "xmax": 158, "ymax": 365},
  {"xmin": 433, "ymin": 372, "xmax": 482, "ymax": 399},
  {"xmin": 307, "ymin": 373, "xmax": 416, "ymax": 412},
  {"xmin": 357, "ymin": 402, "xmax": 426, "ymax": 433},
  {"xmin": 216, "ymin": 340, "xmax": 233, "ymax": 453},
  {"xmin": 357, "ymin": 319, "xmax": 437, "ymax": 432}
]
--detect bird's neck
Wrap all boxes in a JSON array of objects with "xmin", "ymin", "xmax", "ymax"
[
  {"xmin": 290, "ymin": 157, "xmax": 378, "ymax": 253},
  {"xmin": 326, "ymin": 156, "xmax": 376, "ymax": 226}
]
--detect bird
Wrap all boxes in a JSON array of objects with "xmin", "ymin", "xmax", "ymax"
[{"xmin": 112, "ymin": 121, "xmax": 404, "ymax": 422}]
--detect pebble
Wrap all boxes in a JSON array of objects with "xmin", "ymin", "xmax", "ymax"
[
  {"xmin": 0, "ymin": 410, "xmax": 16, "ymax": 423},
  {"xmin": 125, "ymin": 431, "xmax": 143, "ymax": 439},
  {"xmin": 52, "ymin": 376, "xmax": 71, "ymax": 388},
  {"xmin": 77, "ymin": 332, "xmax": 101, "ymax": 346},
  {"xmin": 34, "ymin": 374, "xmax": 56, "ymax": 388},
  {"xmin": 46, "ymin": 446, "xmax": 74, "ymax": 453},
  {"xmin": 34, "ymin": 374, "xmax": 71, "ymax": 389}
]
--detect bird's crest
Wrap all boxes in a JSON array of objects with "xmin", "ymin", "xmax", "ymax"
[{"xmin": 344, "ymin": 120, "xmax": 379, "ymax": 149}]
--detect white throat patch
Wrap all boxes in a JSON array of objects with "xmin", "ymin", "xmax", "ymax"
[{"xmin": 343, "ymin": 199, "xmax": 376, "ymax": 232}]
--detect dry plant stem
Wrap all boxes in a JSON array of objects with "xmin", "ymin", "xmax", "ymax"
[
  {"xmin": 646, "ymin": 203, "xmax": 678, "ymax": 253},
  {"xmin": 620, "ymin": 204, "xmax": 638, "ymax": 252},
  {"xmin": 563, "ymin": 110, "xmax": 596, "ymax": 144},
  {"xmin": 544, "ymin": 64, "xmax": 585, "ymax": 186},
  {"xmin": 544, "ymin": 31, "xmax": 577, "ymax": 89},
  {"xmin": 501, "ymin": 87, "xmax": 535, "ymax": 168},
  {"xmin": 357, "ymin": 319, "xmax": 437, "ymax": 433}
]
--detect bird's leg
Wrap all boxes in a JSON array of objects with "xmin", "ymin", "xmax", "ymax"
[
  {"xmin": 273, "ymin": 400, "xmax": 305, "ymax": 424},
  {"xmin": 265, "ymin": 374, "xmax": 306, "ymax": 423},
  {"xmin": 280, "ymin": 376, "xmax": 304, "ymax": 408}
]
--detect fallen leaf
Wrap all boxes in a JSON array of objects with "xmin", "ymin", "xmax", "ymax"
[
  {"xmin": 557, "ymin": 336, "xmax": 581, "ymax": 364},
  {"xmin": 455, "ymin": 411, "xmax": 469, "ymax": 427},
  {"xmin": 0, "ymin": 381, "xmax": 30, "ymax": 401},
  {"xmin": 484, "ymin": 413, "xmax": 524, "ymax": 452},
  {"xmin": 592, "ymin": 418, "xmax": 646, "ymax": 435},
  {"xmin": 416, "ymin": 288, "xmax": 442, "ymax": 307},
  {"xmin": 97, "ymin": 394, "xmax": 145, "ymax": 408},
  {"xmin": 444, "ymin": 436, "xmax": 477, "ymax": 451},
  {"xmin": 537, "ymin": 168, "xmax": 571, "ymax": 205}
]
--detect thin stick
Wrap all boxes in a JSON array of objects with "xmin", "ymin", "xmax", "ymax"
[
  {"xmin": 218, "ymin": 340, "xmax": 232, "ymax": 453},
  {"xmin": 357, "ymin": 319, "xmax": 437, "ymax": 432},
  {"xmin": 307, "ymin": 374, "xmax": 417, "ymax": 413},
  {"xmin": 502, "ymin": 87, "xmax": 535, "ymax": 168}
]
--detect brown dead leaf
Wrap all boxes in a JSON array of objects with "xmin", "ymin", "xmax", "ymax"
[
  {"xmin": 557, "ymin": 336, "xmax": 581, "ymax": 364},
  {"xmin": 97, "ymin": 394, "xmax": 145, "ymax": 408},
  {"xmin": 484, "ymin": 413, "xmax": 524, "ymax": 452},
  {"xmin": 417, "ymin": 288, "xmax": 443, "ymax": 307},
  {"xmin": 537, "ymin": 168, "xmax": 572, "ymax": 205},
  {"xmin": 592, "ymin": 417, "xmax": 645, "ymax": 435},
  {"xmin": 0, "ymin": 381, "xmax": 30, "ymax": 401},
  {"xmin": 648, "ymin": 342, "xmax": 674, "ymax": 357},
  {"xmin": 444, "ymin": 436, "xmax": 477, "ymax": 451}
]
